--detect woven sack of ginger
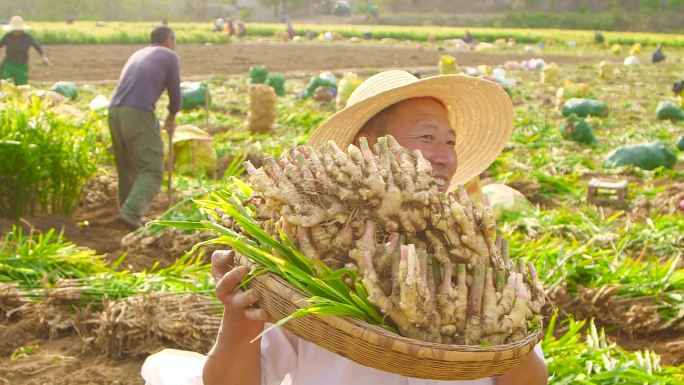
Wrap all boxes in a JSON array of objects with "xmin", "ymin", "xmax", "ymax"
[{"xmin": 246, "ymin": 84, "xmax": 277, "ymax": 133}]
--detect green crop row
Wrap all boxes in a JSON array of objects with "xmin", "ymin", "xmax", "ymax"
[
  {"xmin": 0, "ymin": 226, "xmax": 108, "ymax": 286},
  {"xmin": 495, "ymin": 200, "xmax": 684, "ymax": 333},
  {"xmin": 0, "ymin": 226, "xmax": 213, "ymax": 306},
  {"xmin": 0, "ymin": 90, "xmax": 106, "ymax": 218},
  {"xmin": 23, "ymin": 21, "xmax": 684, "ymax": 48},
  {"xmin": 544, "ymin": 314, "xmax": 684, "ymax": 383}
]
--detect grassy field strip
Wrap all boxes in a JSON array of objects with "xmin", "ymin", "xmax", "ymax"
[{"xmin": 27, "ymin": 22, "xmax": 684, "ymax": 47}]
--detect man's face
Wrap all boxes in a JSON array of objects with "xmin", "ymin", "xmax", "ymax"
[
  {"xmin": 356, "ymin": 97, "xmax": 458, "ymax": 192},
  {"xmin": 11, "ymin": 31, "xmax": 22, "ymax": 37}
]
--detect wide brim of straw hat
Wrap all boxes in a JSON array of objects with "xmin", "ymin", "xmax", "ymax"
[
  {"xmin": 307, "ymin": 70, "xmax": 513, "ymax": 187},
  {"xmin": 4, "ymin": 16, "xmax": 29, "ymax": 32}
]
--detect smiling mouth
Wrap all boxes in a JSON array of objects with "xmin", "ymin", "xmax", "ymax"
[{"xmin": 433, "ymin": 175, "xmax": 447, "ymax": 188}]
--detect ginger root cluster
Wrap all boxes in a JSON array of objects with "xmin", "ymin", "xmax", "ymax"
[{"xmin": 235, "ymin": 136, "xmax": 544, "ymax": 345}]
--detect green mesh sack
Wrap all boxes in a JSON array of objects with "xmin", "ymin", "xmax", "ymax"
[
  {"xmin": 304, "ymin": 72, "xmax": 337, "ymax": 99},
  {"xmin": 561, "ymin": 115, "xmax": 597, "ymax": 144},
  {"xmin": 652, "ymin": 48, "xmax": 666, "ymax": 63},
  {"xmin": 50, "ymin": 81, "xmax": 78, "ymax": 100},
  {"xmin": 604, "ymin": 142, "xmax": 677, "ymax": 170},
  {"xmin": 249, "ymin": 65, "xmax": 269, "ymax": 84},
  {"xmin": 655, "ymin": 101, "xmax": 684, "ymax": 121},
  {"xmin": 181, "ymin": 82, "xmax": 210, "ymax": 110},
  {"xmin": 265, "ymin": 74, "xmax": 285, "ymax": 96},
  {"xmin": 561, "ymin": 98, "xmax": 608, "ymax": 118}
]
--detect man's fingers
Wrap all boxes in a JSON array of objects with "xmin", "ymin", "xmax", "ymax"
[
  {"xmin": 229, "ymin": 289, "xmax": 260, "ymax": 310},
  {"xmin": 211, "ymin": 250, "xmax": 235, "ymax": 281},
  {"xmin": 215, "ymin": 266, "xmax": 248, "ymax": 302},
  {"xmin": 244, "ymin": 308, "xmax": 268, "ymax": 322}
]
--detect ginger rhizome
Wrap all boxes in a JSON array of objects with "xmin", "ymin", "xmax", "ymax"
[{"xmin": 235, "ymin": 136, "xmax": 544, "ymax": 345}]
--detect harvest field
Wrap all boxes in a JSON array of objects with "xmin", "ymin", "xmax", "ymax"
[{"xmin": 1, "ymin": 22, "xmax": 684, "ymax": 384}]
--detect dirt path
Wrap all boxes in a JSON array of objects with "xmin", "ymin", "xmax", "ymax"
[{"xmin": 30, "ymin": 41, "xmax": 608, "ymax": 83}]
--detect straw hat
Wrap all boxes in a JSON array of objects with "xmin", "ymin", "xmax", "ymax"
[
  {"xmin": 4, "ymin": 16, "xmax": 29, "ymax": 32},
  {"xmin": 307, "ymin": 70, "xmax": 513, "ymax": 186}
]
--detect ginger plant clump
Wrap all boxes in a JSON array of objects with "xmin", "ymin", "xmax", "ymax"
[{"xmin": 236, "ymin": 136, "xmax": 544, "ymax": 345}]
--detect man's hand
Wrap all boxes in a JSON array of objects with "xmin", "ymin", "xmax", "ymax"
[
  {"xmin": 211, "ymin": 249, "xmax": 235, "ymax": 280},
  {"xmin": 41, "ymin": 55, "xmax": 50, "ymax": 66},
  {"xmin": 211, "ymin": 250, "xmax": 268, "ymax": 331},
  {"xmin": 204, "ymin": 250, "xmax": 266, "ymax": 385},
  {"xmin": 164, "ymin": 115, "xmax": 176, "ymax": 137}
]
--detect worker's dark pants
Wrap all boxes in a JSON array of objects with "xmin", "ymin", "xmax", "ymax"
[
  {"xmin": 108, "ymin": 105, "xmax": 163, "ymax": 223},
  {"xmin": 0, "ymin": 60, "xmax": 29, "ymax": 85}
]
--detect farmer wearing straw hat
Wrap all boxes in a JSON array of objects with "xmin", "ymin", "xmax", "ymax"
[
  {"xmin": 0, "ymin": 16, "xmax": 49, "ymax": 86},
  {"xmin": 141, "ymin": 71, "xmax": 548, "ymax": 385}
]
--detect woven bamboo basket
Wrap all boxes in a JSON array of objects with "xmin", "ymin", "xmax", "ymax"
[{"xmin": 237, "ymin": 256, "xmax": 542, "ymax": 380}]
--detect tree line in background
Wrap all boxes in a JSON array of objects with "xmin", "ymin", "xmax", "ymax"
[
  {"xmin": 0, "ymin": 0, "xmax": 226, "ymax": 21},
  {"xmin": 378, "ymin": 0, "xmax": 684, "ymax": 32},
  {"xmin": 0, "ymin": 0, "xmax": 682, "ymax": 32}
]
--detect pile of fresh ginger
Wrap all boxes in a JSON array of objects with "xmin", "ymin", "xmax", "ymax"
[{"xmin": 238, "ymin": 136, "xmax": 544, "ymax": 345}]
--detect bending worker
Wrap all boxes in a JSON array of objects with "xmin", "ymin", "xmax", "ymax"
[
  {"xmin": 108, "ymin": 26, "xmax": 181, "ymax": 229},
  {"xmin": 0, "ymin": 15, "xmax": 49, "ymax": 85}
]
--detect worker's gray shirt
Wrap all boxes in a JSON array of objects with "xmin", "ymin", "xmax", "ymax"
[
  {"xmin": 0, "ymin": 32, "xmax": 43, "ymax": 64},
  {"xmin": 110, "ymin": 45, "xmax": 181, "ymax": 114}
]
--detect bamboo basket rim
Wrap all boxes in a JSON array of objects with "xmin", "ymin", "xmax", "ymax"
[{"xmin": 239, "ymin": 255, "xmax": 542, "ymax": 365}]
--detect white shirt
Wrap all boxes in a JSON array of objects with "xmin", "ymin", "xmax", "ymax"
[
  {"xmin": 139, "ymin": 328, "xmax": 545, "ymax": 385},
  {"xmin": 261, "ymin": 327, "xmax": 545, "ymax": 385}
]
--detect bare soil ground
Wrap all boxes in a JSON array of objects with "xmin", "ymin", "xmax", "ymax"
[
  {"xmin": 0, "ymin": 315, "xmax": 143, "ymax": 385},
  {"xmin": 30, "ymin": 41, "xmax": 608, "ymax": 83},
  {"xmin": 0, "ymin": 188, "xmax": 183, "ymax": 272}
]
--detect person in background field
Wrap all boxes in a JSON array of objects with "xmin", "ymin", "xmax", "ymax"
[
  {"xmin": 235, "ymin": 20, "xmax": 247, "ymax": 38},
  {"xmin": 108, "ymin": 26, "xmax": 181, "ymax": 230},
  {"xmin": 286, "ymin": 20, "xmax": 295, "ymax": 40},
  {"xmin": 0, "ymin": 16, "xmax": 49, "ymax": 86},
  {"xmin": 224, "ymin": 16, "xmax": 235, "ymax": 36},
  {"xmin": 464, "ymin": 30, "xmax": 474, "ymax": 44},
  {"xmin": 213, "ymin": 17, "xmax": 225, "ymax": 32}
]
